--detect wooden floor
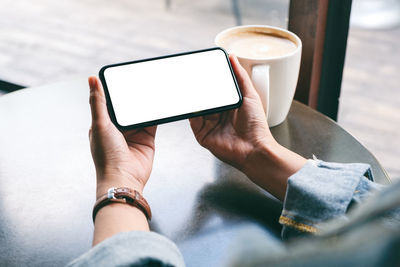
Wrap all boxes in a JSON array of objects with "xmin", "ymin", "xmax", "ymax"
[{"xmin": 0, "ymin": 0, "xmax": 399, "ymax": 180}]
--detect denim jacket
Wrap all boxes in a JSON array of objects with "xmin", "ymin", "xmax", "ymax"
[{"xmin": 67, "ymin": 160, "xmax": 400, "ymax": 267}]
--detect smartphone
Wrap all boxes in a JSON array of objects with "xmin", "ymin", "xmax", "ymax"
[{"xmin": 99, "ymin": 47, "xmax": 242, "ymax": 130}]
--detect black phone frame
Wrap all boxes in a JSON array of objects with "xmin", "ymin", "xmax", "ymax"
[{"xmin": 99, "ymin": 47, "xmax": 242, "ymax": 130}]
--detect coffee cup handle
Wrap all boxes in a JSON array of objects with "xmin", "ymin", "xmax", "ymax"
[{"xmin": 251, "ymin": 64, "xmax": 270, "ymax": 120}]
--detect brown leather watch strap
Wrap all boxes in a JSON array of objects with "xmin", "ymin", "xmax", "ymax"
[{"xmin": 92, "ymin": 187, "xmax": 152, "ymax": 222}]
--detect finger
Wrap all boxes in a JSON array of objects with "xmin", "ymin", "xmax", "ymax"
[
  {"xmin": 88, "ymin": 76, "xmax": 110, "ymax": 127},
  {"xmin": 202, "ymin": 113, "xmax": 220, "ymax": 121},
  {"xmin": 122, "ymin": 125, "xmax": 157, "ymax": 140},
  {"xmin": 229, "ymin": 54, "xmax": 257, "ymax": 97},
  {"xmin": 189, "ymin": 116, "xmax": 204, "ymax": 133},
  {"xmin": 143, "ymin": 125, "xmax": 157, "ymax": 137}
]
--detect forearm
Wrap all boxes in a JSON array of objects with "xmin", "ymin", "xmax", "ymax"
[
  {"xmin": 243, "ymin": 141, "xmax": 307, "ymax": 201},
  {"xmin": 93, "ymin": 174, "xmax": 150, "ymax": 246},
  {"xmin": 93, "ymin": 203, "xmax": 149, "ymax": 246}
]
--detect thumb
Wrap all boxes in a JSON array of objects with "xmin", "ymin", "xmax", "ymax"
[
  {"xmin": 89, "ymin": 76, "xmax": 111, "ymax": 127},
  {"xmin": 229, "ymin": 54, "xmax": 258, "ymax": 98}
]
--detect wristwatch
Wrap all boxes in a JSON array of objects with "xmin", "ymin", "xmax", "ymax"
[{"xmin": 92, "ymin": 187, "xmax": 152, "ymax": 222}]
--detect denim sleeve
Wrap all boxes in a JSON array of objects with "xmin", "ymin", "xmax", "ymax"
[
  {"xmin": 66, "ymin": 231, "xmax": 185, "ymax": 267},
  {"xmin": 279, "ymin": 159, "xmax": 384, "ymax": 239}
]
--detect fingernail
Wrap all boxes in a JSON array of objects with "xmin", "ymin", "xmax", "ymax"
[
  {"xmin": 89, "ymin": 78, "xmax": 95, "ymax": 105},
  {"xmin": 88, "ymin": 77, "xmax": 95, "ymax": 91}
]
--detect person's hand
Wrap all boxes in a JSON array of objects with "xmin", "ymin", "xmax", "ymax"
[
  {"xmin": 190, "ymin": 55, "xmax": 306, "ymax": 200},
  {"xmin": 190, "ymin": 54, "xmax": 274, "ymax": 171},
  {"xmin": 88, "ymin": 77, "xmax": 157, "ymax": 198}
]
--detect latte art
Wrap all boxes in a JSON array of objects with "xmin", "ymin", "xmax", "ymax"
[{"xmin": 220, "ymin": 32, "xmax": 297, "ymax": 58}]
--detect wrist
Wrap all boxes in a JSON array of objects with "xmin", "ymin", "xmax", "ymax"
[
  {"xmin": 242, "ymin": 138, "xmax": 279, "ymax": 174},
  {"xmin": 243, "ymin": 141, "xmax": 307, "ymax": 201},
  {"xmin": 93, "ymin": 187, "xmax": 152, "ymax": 222},
  {"xmin": 96, "ymin": 174, "xmax": 145, "ymax": 199}
]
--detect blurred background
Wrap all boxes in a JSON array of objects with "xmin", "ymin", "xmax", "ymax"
[{"xmin": 0, "ymin": 0, "xmax": 399, "ymax": 180}]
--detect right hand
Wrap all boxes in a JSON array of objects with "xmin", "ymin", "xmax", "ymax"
[
  {"xmin": 190, "ymin": 55, "xmax": 307, "ymax": 200},
  {"xmin": 189, "ymin": 54, "xmax": 277, "ymax": 172}
]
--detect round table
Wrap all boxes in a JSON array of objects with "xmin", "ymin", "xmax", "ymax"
[{"xmin": 0, "ymin": 78, "xmax": 390, "ymax": 266}]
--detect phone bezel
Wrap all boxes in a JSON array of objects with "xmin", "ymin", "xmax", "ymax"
[{"xmin": 99, "ymin": 47, "xmax": 242, "ymax": 130}]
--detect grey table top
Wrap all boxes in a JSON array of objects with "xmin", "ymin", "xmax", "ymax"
[{"xmin": 0, "ymin": 78, "xmax": 390, "ymax": 266}]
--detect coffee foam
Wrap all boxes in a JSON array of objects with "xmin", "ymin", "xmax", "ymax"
[{"xmin": 219, "ymin": 31, "xmax": 297, "ymax": 59}]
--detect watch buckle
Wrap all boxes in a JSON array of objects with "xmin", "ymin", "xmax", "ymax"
[{"xmin": 107, "ymin": 187, "xmax": 117, "ymax": 199}]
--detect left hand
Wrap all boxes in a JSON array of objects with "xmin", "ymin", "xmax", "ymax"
[{"xmin": 88, "ymin": 77, "xmax": 157, "ymax": 198}]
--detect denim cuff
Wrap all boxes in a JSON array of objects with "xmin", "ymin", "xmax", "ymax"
[
  {"xmin": 66, "ymin": 231, "xmax": 185, "ymax": 267},
  {"xmin": 279, "ymin": 159, "xmax": 379, "ymax": 240}
]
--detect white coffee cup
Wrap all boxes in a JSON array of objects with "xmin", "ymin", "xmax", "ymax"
[{"xmin": 215, "ymin": 25, "xmax": 302, "ymax": 127}]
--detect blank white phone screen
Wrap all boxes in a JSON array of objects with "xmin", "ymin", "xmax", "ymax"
[{"xmin": 103, "ymin": 49, "xmax": 240, "ymax": 127}]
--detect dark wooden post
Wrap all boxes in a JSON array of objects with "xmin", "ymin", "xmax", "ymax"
[{"xmin": 288, "ymin": 0, "xmax": 352, "ymax": 120}]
